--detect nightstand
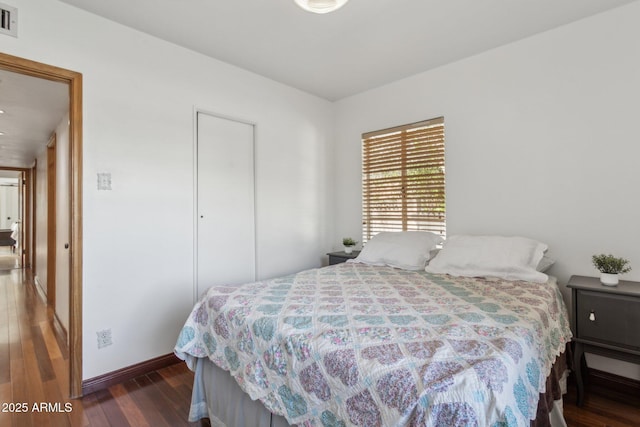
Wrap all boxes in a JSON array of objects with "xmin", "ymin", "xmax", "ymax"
[
  {"xmin": 327, "ymin": 251, "xmax": 360, "ymax": 265},
  {"xmin": 567, "ymin": 275, "xmax": 640, "ymax": 406}
]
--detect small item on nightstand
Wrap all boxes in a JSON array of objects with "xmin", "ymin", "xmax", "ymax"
[
  {"xmin": 342, "ymin": 237, "xmax": 358, "ymax": 254},
  {"xmin": 592, "ymin": 253, "xmax": 632, "ymax": 286},
  {"xmin": 600, "ymin": 273, "xmax": 619, "ymax": 286}
]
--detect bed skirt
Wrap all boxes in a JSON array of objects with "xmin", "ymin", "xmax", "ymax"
[{"xmin": 188, "ymin": 351, "xmax": 569, "ymax": 427}]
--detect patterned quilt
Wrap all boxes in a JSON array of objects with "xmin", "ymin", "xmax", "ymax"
[{"xmin": 175, "ymin": 262, "xmax": 572, "ymax": 427}]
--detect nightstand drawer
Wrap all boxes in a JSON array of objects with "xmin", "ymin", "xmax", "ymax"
[{"xmin": 576, "ymin": 289, "xmax": 640, "ymax": 350}]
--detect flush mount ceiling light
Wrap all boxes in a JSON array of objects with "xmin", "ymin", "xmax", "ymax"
[{"xmin": 294, "ymin": 0, "xmax": 349, "ymax": 14}]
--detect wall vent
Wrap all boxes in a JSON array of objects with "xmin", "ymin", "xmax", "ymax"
[{"xmin": 0, "ymin": 2, "xmax": 17, "ymax": 38}]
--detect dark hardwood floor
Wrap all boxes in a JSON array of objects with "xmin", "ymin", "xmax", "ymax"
[
  {"xmin": 564, "ymin": 375, "xmax": 640, "ymax": 427},
  {"xmin": 1, "ymin": 266, "xmax": 639, "ymax": 426},
  {"xmin": 0, "ymin": 267, "xmax": 209, "ymax": 427}
]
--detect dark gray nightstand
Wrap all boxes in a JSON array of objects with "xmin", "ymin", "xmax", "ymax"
[
  {"xmin": 567, "ymin": 275, "xmax": 640, "ymax": 406},
  {"xmin": 327, "ymin": 251, "xmax": 360, "ymax": 265}
]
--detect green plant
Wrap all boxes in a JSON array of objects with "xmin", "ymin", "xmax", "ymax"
[
  {"xmin": 592, "ymin": 254, "xmax": 632, "ymax": 274},
  {"xmin": 342, "ymin": 237, "xmax": 357, "ymax": 247}
]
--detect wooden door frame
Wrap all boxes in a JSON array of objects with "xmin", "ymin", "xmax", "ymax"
[
  {"xmin": 0, "ymin": 52, "xmax": 83, "ymax": 398},
  {"xmin": 19, "ymin": 170, "xmax": 26, "ymax": 268},
  {"xmin": 47, "ymin": 135, "xmax": 57, "ymax": 308},
  {"xmin": 31, "ymin": 164, "xmax": 36, "ymax": 270},
  {"xmin": 0, "ymin": 166, "xmax": 29, "ymax": 265}
]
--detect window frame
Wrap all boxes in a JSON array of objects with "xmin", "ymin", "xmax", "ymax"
[{"xmin": 361, "ymin": 117, "xmax": 446, "ymax": 243}]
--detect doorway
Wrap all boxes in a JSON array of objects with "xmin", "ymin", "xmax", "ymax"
[
  {"xmin": 0, "ymin": 52, "xmax": 83, "ymax": 398},
  {"xmin": 195, "ymin": 111, "xmax": 256, "ymax": 299},
  {"xmin": 0, "ymin": 170, "xmax": 23, "ymax": 270}
]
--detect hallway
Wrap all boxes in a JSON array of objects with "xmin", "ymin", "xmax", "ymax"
[{"xmin": 0, "ymin": 268, "xmax": 207, "ymax": 426}]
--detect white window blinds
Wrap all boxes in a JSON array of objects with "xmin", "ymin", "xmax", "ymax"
[{"xmin": 362, "ymin": 117, "xmax": 446, "ymax": 243}]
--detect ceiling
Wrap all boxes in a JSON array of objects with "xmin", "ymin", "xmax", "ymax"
[
  {"xmin": 0, "ymin": 69, "xmax": 69, "ymax": 169},
  {"xmin": 0, "ymin": 170, "xmax": 21, "ymax": 180},
  {"xmin": 59, "ymin": 0, "xmax": 635, "ymax": 101}
]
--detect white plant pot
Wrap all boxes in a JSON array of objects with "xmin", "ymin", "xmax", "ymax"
[
  {"xmin": 344, "ymin": 246, "xmax": 354, "ymax": 254},
  {"xmin": 600, "ymin": 273, "xmax": 619, "ymax": 286}
]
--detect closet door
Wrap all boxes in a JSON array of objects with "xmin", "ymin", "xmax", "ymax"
[{"xmin": 197, "ymin": 113, "xmax": 255, "ymax": 298}]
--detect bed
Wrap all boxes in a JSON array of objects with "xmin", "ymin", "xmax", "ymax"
[{"xmin": 175, "ymin": 233, "xmax": 573, "ymax": 426}]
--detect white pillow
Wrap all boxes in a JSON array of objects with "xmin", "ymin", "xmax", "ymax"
[
  {"xmin": 354, "ymin": 231, "xmax": 444, "ymax": 270},
  {"xmin": 426, "ymin": 243, "xmax": 554, "ymax": 270},
  {"xmin": 425, "ymin": 235, "xmax": 549, "ymax": 283},
  {"xmin": 536, "ymin": 255, "xmax": 555, "ymax": 273}
]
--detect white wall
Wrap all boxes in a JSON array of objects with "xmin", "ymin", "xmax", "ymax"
[
  {"xmin": 334, "ymin": 2, "xmax": 640, "ymax": 379},
  {"xmin": 0, "ymin": 0, "xmax": 334, "ymax": 379}
]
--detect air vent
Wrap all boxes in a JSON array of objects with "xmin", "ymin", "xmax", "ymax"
[{"xmin": 0, "ymin": 2, "xmax": 17, "ymax": 38}]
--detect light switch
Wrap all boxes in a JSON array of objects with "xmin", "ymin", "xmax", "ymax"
[{"xmin": 97, "ymin": 172, "xmax": 112, "ymax": 190}]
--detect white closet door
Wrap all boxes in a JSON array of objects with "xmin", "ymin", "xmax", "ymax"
[{"xmin": 197, "ymin": 113, "xmax": 255, "ymax": 298}]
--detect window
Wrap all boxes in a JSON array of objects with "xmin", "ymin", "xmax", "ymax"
[{"xmin": 362, "ymin": 117, "xmax": 445, "ymax": 243}]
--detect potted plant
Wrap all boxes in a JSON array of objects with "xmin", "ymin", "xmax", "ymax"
[
  {"xmin": 342, "ymin": 237, "xmax": 358, "ymax": 254},
  {"xmin": 592, "ymin": 253, "xmax": 632, "ymax": 286}
]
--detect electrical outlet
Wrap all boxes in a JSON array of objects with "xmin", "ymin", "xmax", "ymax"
[{"xmin": 96, "ymin": 329, "xmax": 112, "ymax": 349}]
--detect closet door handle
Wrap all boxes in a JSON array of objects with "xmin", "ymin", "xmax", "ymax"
[{"xmin": 589, "ymin": 311, "xmax": 596, "ymax": 322}]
